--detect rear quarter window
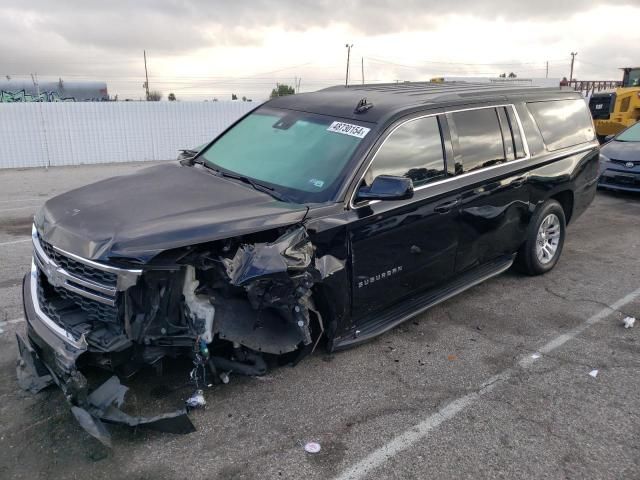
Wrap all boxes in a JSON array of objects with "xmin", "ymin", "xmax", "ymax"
[{"xmin": 527, "ymin": 99, "xmax": 595, "ymax": 151}]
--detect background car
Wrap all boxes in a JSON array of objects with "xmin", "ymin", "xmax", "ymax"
[{"xmin": 598, "ymin": 121, "xmax": 640, "ymax": 192}]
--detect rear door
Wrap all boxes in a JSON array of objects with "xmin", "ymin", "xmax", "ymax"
[
  {"xmin": 446, "ymin": 105, "xmax": 532, "ymax": 273},
  {"xmin": 348, "ymin": 114, "xmax": 460, "ymax": 319}
]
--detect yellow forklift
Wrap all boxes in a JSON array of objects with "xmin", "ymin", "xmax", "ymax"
[{"xmin": 589, "ymin": 67, "xmax": 640, "ymax": 142}]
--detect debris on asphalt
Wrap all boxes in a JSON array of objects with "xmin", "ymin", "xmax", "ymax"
[
  {"xmin": 623, "ymin": 316, "xmax": 636, "ymax": 329},
  {"xmin": 589, "ymin": 369, "xmax": 599, "ymax": 378},
  {"xmin": 447, "ymin": 354, "xmax": 457, "ymax": 361},
  {"xmin": 304, "ymin": 442, "xmax": 321, "ymax": 454},
  {"xmin": 185, "ymin": 389, "xmax": 206, "ymax": 409},
  {"xmin": 531, "ymin": 353, "xmax": 541, "ymax": 359}
]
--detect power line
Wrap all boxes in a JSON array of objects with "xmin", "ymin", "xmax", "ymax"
[{"xmin": 365, "ymin": 56, "xmax": 567, "ymax": 67}]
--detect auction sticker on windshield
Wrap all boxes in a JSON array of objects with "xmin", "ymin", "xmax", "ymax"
[{"xmin": 327, "ymin": 121, "xmax": 370, "ymax": 138}]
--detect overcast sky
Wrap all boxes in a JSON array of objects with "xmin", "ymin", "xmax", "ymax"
[{"xmin": 1, "ymin": 0, "xmax": 638, "ymax": 100}]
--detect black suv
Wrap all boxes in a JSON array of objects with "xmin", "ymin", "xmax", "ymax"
[{"xmin": 17, "ymin": 82, "xmax": 599, "ymax": 444}]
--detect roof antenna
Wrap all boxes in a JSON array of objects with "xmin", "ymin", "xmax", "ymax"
[{"xmin": 354, "ymin": 97, "xmax": 373, "ymax": 114}]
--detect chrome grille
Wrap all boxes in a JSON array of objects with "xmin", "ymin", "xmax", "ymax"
[
  {"xmin": 610, "ymin": 159, "xmax": 639, "ymax": 167},
  {"xmin": 37, "ymin": 275, "xmax": 119, "ymax": 324},
  {"xmin": 39, "ymin": 237, "xmax": 118, "ymax": 287},
  {"xmin": 30, "ymin": 225, "xmax": 143, "ymax": 348}
]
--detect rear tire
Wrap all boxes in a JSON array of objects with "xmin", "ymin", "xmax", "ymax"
[{"xmin": 516, "ymin": 200, "xmax": 566, "ymax": 275}]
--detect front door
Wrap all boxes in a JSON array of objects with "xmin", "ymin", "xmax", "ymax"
[{"xmin": 348, "ymin": 114, "xmax": 459, "ymax": 319}]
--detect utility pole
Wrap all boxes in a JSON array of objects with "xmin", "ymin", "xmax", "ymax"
[
  {"xmin": 569, "ymin": 52, "xmax": 577, "ymax": 82},
  {"xmin": 361, "ymin": 57, "xmax": 364, "ymax": 85},
  {"xmin": 545, "ymin": 61, "xmax": 549, "ymax": 79},
  {"xmin": 143, "ymin": 50, "xmax": 150, "ymax": 101},
  {"xmin": 30, "ymin": 73, "xmax": 40, "ymax": 98},
  {"xmin": 345, "ymin": 44, "xmax": 353, "ymax": 87}
]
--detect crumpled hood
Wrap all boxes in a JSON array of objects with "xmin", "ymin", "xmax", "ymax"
[
  {"xmin": 35, "ymin": 163, "xmax": 307, "ymax": 263},
  {"xmin": 601, "ymin": 140, "xmax": 640, "ymax": 161}
]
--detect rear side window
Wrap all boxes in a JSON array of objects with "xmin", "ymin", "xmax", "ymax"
[
  {"xmin": 527, "ymin": 99, "xmax": 595, "ymax": 151},
  {"xmin": 451, "ymin": 108, "xmax": 505, "ymax": 174},
  {"xmin": 366, "ymin": 116, "xmax": 446, "ymax": 187}
]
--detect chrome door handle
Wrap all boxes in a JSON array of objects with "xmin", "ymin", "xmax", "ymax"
[
  {"xmin": 511, "ymin": 177, "xmax": 526, "ymax": 188},
  {"xmin": 434, "ymin": 199, "xmax": 459, "ymax": 213}
]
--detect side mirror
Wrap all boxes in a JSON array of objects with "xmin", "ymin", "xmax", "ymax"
[{"xmin": 356, "ymin": 175, "xmax": 414, "ymax": 202}]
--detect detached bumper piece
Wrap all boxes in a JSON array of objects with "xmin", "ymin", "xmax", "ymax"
[
  {"xmin": 69, "ymin": 376, "xmax": 195, "ymax": 448},
  {"xmin": 17, "ymin": 330, "xmax": 194, "ymax": 447}
]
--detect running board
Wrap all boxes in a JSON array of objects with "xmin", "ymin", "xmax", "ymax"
[{"xmin": 333, "ymin": 255, "xmax": 515, "ymax": 350}]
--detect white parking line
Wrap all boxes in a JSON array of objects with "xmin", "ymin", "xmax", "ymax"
[
  {"xmin": 0, "ymin": 198, "xmax": 43, "ymax": 204},
  {"xmin": 0, "ymin": 205, "xmax": 39, "ymax": 213},
  {"xmin": 0, "ymin": 238, "xmax": 31, "ymax": 247},
  {"xmin": 333, "ymin": 287, "xmax": 640, "ymax": 480}
]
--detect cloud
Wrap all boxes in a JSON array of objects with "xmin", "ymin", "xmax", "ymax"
[
  {"xmin": 2, "ymin": 0, "xmax": 637, "ymax": 54},
  {"xmin": 0, "ymin": 1, "xmax": 638, "ymax": 99}
]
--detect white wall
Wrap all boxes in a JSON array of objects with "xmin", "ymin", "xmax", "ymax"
[{"xmin": 0, "ymin": 101, "xmax": 257, "ymax": 169}]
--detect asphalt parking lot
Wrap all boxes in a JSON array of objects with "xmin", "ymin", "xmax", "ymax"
[{"xmin": 0, "ymin": 163, "xmax": 639, "ymax": 480}]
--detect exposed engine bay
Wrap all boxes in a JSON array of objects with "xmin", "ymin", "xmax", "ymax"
[{"xmin": 18, "ymin": 224, "xmax": 341, "ymax": 446}]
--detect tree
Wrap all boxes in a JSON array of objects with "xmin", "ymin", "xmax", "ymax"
[
  {"xmin": 508, "ymin": 72, "xmax": 517, "ymax": 78},
  {"xmin": 168, "ymin": 92, "xmax": 176, "ymax": 101},
  {"xmin": 147, "ymin": 90, "xmax": 162, "ymax": 101},
  {"xmin": 499, "ymin": 73, "xmax": 507, "ymax": 78},
  {"xmin": 270, "ymin": 83, "xmax": 295, "ymax": 99},
  {"xmin": 231, "ymin": 93, "xmax": 238, "ymax": 100}
]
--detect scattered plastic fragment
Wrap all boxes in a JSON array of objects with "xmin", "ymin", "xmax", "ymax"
[
  {"xmin": 623, "ymin": 316, "xmax": 636, "ymax": 329},
  {"xmin": 589, "ymin": 369, "xmax": 599, "ymax": 378},
  {"xmin": 531, "ymin": 353, "xmax": 541, "ymax": 359},
  {"xmin": 447, "ymin": 354, "xmax": 457, "ymax": 361},
  {"xmin": 304, "ymin": 442, "xmax": 321, "ymax": 454},
  {"xmin": 186, "ymin": 389, "xmax": 206, "ymax": 409}
]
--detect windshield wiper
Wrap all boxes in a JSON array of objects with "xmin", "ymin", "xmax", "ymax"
[
  {"xmin": 189, "ymin": 158, "xmax": 294, "ymax": 203},
  {"xmin": 216, "ymin": 170, "xmax": 293, "ymax": 203}
]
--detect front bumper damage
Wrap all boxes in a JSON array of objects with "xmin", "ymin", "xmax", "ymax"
[
  {"xmin": 18, "ymin": 223, "xmax": 342, "ymax": 446},
  {"xmin": 17, "ymin": 271, "xmax": 195, "ymax": 447}
]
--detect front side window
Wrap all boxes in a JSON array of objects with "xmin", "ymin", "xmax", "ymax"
[
  {"xmin": 365, "ymin": 115, "xmax": 446, "ymax": 188},
  {"xmin": 451, "ymin": 108, "xmax": 505, "ymax": 174},
  {"xmin": 200, "ymin": 107, "xmax": 369, "ymax": 203},
  {"xmin": 527, "ymin": 99, "xmax": 595, "ymax": 151}
]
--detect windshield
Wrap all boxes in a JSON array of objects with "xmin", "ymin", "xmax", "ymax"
[
  {"xmin": 199, "ymin": 107, "xmax": 370, "ymax": 203},
  {"xmin": 624, "ymin": 68, "xmax": 640, "ymax": 87},
  {"xmin": 616, "ymin": 122, "xmax": 640, "ymax": 142}
]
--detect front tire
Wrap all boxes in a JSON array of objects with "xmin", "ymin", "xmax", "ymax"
[{"xmin": 516, "ymin": 200, "xmax": 566, "ymax": 275}]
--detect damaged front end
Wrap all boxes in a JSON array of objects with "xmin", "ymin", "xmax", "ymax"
[{"xmin": 18, "ymin": 223, "xmax": 329, "ymax": 446}]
